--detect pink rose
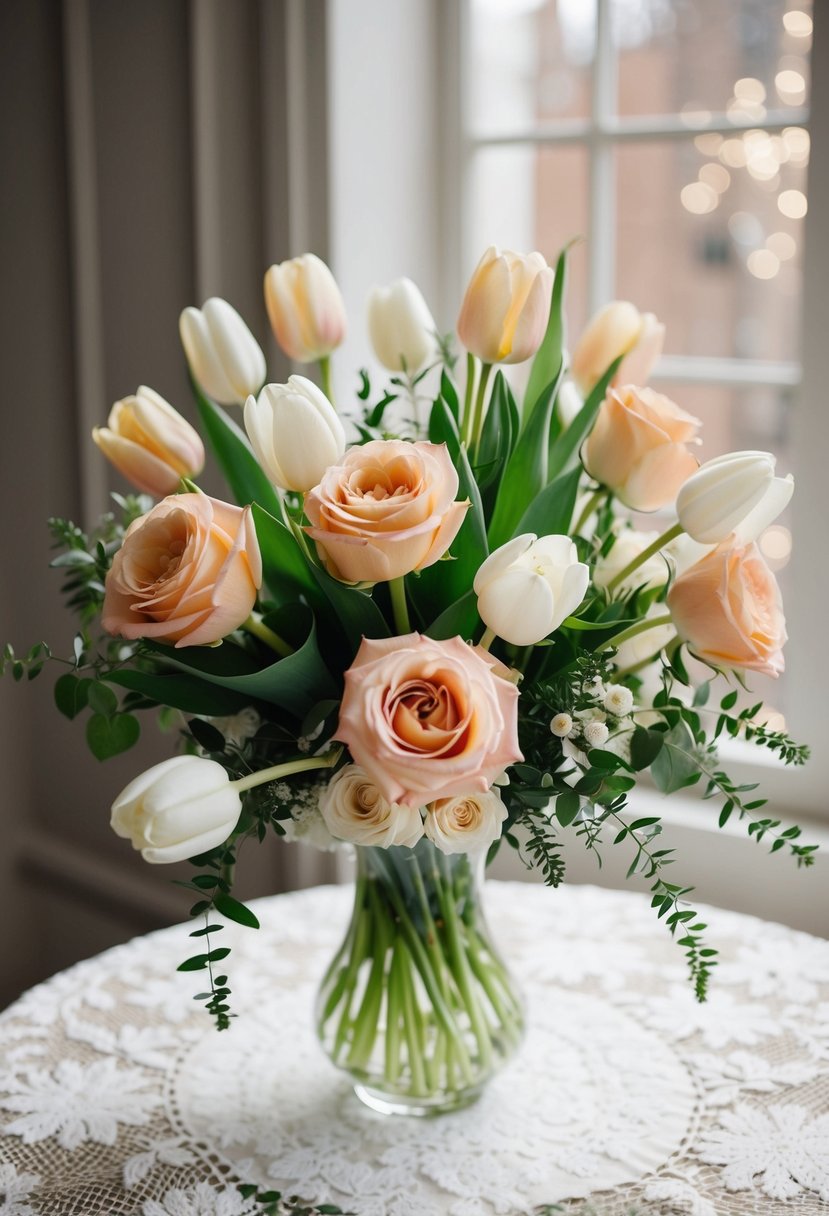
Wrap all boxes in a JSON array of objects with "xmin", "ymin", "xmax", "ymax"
[
  {"xmin": 102, "ymin": 494, "xmax": 262, "ymax": 647},
  {"xmin": 583, "ymin": 385, "xmax": 700, "ymax": 512},
  {"xmin": 304, "ymin": 439, "xmax": 469, "ymax": 583},
  {"xmin": 667, "ymin": 539, "xmax": 786, "ymax": 676},
  {"xmin": 334, "ymin": 633, "xmax": 522, "ymax": 808}
]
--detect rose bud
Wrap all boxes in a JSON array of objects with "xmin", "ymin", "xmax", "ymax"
[
  {"xmin": 92, "ymin": 386, "xmax": 204, "ymax": 497},
  {"xmin": 102, "ymin": 493, "xmax": 262, "ymax": 647},
  {"xmin": 244, "ymin": 376, "xmax": 346, "ymax": 493},
  {"xmin": 570, "ymin": 301, "xmax": 664, "ymax": 396},
  {"xmin": 473, "ymin": 534, "xmax": 589, "ymax": 647},
  {"xmin": 457, "ymin": 246, "xmax": 554, "ymax": 365},
  {"xmin": 304, "ymin": 439, "xmax": 469, "ymax": 584},
  {"xmin": 110, "ymin": 756, "xmax": 242, "ymax": 864},
  {"xmin": 320, "ymin": 764, "xmax": 424, "ymax": 848},
  {"xmin": 264, "ymin": 253, "xmax": 347, "ymax": 363},
  {"xmin": 582, "ymin": 386, "xmax": 700, "ymax": 512},
  {"xmin": 367, "ymin": 277, "xmax": 436, "ymax": 372},
  {"xmin": 667, "ymin": 539, "xmax": 787, "ymax": 677},
  {"xmin": 179, "ymin": 297, "xmax": 267, "ymax": 407},
  {"xmin": 424, "ymin": 790, "xmax": 508, "ymax": 856},
  {"xmin": 676, "ymin": 451, "xmax": 794, "ymax": 545}
]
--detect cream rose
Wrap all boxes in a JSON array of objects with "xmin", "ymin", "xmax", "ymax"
[
  {"xmin": 424, "ymin": 790, "xmax": 507, "ymax": 856},
  {"xmin": 583, "ymin": 386, "xmax": 700, "ymax": 512},
  {"xmin": 304, "ymin": 439, "xmax": 469, "ymax": 584},
  {"xmin": 667, "ymin": 539, "xmax": 787, "ymax": 676},
  {"xmin": 334, "ymin": 633, "xmax": 522, "ymax": 808},
  {"xmin": 320, "ymin": 764, "xmax": 424, "ymax": 847},
  {"xmin": 102, "ymin": 493, "xmax": 262, "ymax": 647}
]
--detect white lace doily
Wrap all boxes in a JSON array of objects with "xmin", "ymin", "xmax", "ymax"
[{"xmin": 1, "ymin": 881, "xmax": 828, "ymax": 1216}]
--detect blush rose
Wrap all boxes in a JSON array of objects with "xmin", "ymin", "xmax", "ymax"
[
  {"xmin": 304, "ymin": 439, "xmax": 469, "ymax": 584},
  {"xmin": 102, "ymin": 493, "xmax": 262, "ymax": 647},
  {"xmin": 334, "ymin": 633, "xmax": 522, "ymax": 808}
]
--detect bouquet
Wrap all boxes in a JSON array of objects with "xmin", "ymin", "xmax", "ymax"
[{"xmin": 4, "ymin": 244, "xmax": 814, "ymax": 1113}]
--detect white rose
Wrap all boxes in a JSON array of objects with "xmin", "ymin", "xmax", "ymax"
[
  {"xmin": 424, "ymin": 790, "xmax": 507, "ymax": 856},
  {"xmin": 320, "ymin": 764, "xmax": 423, "ymax": 848}
]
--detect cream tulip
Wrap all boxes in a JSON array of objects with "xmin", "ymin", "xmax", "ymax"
[
  {"xmin": 244, "ymin": 376, "xmax": 346, "ymax": 493},
  {"xmin": 676, "ymin": 451, "xmax": 794, "ymax": 544},
  {"xmin": 457, "ymin": 246, "xmax": 554, "ymax": 365},
  {"xmin": 111, "ymin": 756, "xmax": 242, "ymax": 864},
  {"xmin": 179, "ymin": 297, "xmax": 266, "ymax": 406},
  {"xmin": 570, "ymin": 301, "xmax": 664, "ymax": 396},
  {"xmin": 92, "ymin": 386, "xmax": 204, "ymax": 497},
  {"xmin": 367, "ymin": 277, "xmax": 436, "ymax": 372},
  {"xmin": 474, "ymin": 534, "xmax": 590, "ymax": 646},
  {"xmin": 264, "ymin": 253, "xmax": 347, "ymax": 363}
]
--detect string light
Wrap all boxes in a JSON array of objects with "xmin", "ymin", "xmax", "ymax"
[
  {"xmin": 680, "ymin": 182, "xmax": 718, "ymax": 214},
  {"xmin": 778, "ymin": 189, "xmax": 808, "ymax": 218},
  {"xmin": 747, "ymin": 249, "xmax": 780, "ymax": 279}
]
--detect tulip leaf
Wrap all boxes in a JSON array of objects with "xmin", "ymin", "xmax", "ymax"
[
  {"xmin": 512, "ymin": 464, "xmax": 582, "ymax": 540},
  {"xmin": 192, "ymin": 382, "xmax": 283, "ymax": 516},
  {"xmin": 486, "ymin": 368, "xmax": 564, "ymax": 550},
  {"xmin": 546, "ymin": 355, "xmax": 622, "ymax": 483},
  {"xmin": 440, "ymin": 371, "xmax": 461, "ymax": 423},
  {"xmin": 523, "ymin": 245, "xmax": 568, "ymax": 423},
  {"xmin": 428, "ymin": 395, "xmax": 461, "ymax": 460},
  {"xmin": 86, "ymin": 711, "xmax": 140, "ymax": 760},
  {"xmin": 427, "ymin": 589, "xmax": 480, "ymax": 641},
  {"xmin": 475, "ymin": 371, "xmax": 518, "ymax": 496},
  {"xmin": 307, "ymin": 562, "xmax": 391, "ymax": 649},
  {"xmin": 106, "ymin": 669, "xmax": 263, "ymax": 715}
]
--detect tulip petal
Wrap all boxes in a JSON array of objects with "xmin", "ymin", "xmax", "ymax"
[
  {"xmin": 734, "ymin": 474, "xmax": 794, "ymax": 543},
  {"xmin": 477, "ymin": 566, "xmax": 555, "ymax": 646}
]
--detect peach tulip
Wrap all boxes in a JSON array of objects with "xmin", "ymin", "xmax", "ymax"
[
  {"xmin": 264, "ymin": 253, "xmax": 346, "ymax": 363},
  {"xmin": 457, "ymin": 246, "xmax": 554, "ymax": 365},
  {"xmin": 92, "ymin": 387, "xmax": 204, "ymax": 498},
  {"xmin": 570, "ymin": 301, "xmax": 665, "ymax": 396}
]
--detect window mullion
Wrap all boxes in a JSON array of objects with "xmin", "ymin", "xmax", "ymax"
[{"xmin": 589, "ymin": 0, "xmax": 616, "ymax": 313}]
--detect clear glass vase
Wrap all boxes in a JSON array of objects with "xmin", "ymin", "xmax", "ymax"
[{"xmin": 315, "ymin": 837, "xmax": 524, "ymax": 1116}]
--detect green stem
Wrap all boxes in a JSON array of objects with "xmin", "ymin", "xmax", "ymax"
[
  {"xmin": 435, "ymin": 854, "xmax": 493, "ymax": 1071},
  {"xmin": 605, "ymin": 521, "xmax": 683, "ymax": 595},
  {"xmin": 319, "ymin": 355, "xmax": 334, "ymax": 404},
  {"xmin": 231, "ymin": 748, "xmax": 341, "ymax": 794},
  {"xmin": 478, "ymin": 625, "xmax": 496, "ymax": 651},
  {"xmin": 389, "ymin": 576, "xmax": 411, "ymax": 634},
  {"xmin": 385, "ymin": 940, "xmax": 405, "ymax": 1086},
  {"xmin": 397, "ymin": 939, "xmax": 428, "ymax": 1095},
  {"xmin": 600, "ymin": 612, "xmax": 674, "ymax": 654},
  {"xmin": 241, "ymin": 612, "xmax": 294, "ymax": 658},
  {"xmin": 348, "ymin": 881, "xmax": 392, "ymax": 1070},
  {"xmin": 470, "ymin": 362, "xmax": 494, "ymax": 454},
  {"xmin": 331, "ymin": 893, "xmax": 372, "ymax": 1061},
  {"xmin": 461, "ymin": 352, "xmax": 478, "ymax": 447},
  {"xmin": 573, "ymin": 487, "xmax": 607, "ymax": 534}
]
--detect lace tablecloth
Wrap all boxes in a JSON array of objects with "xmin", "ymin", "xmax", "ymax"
[{"xmin": 1, "ymin": 881, "xmax": 828, "ymax": 1216}]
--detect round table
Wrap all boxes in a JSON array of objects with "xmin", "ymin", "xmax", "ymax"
[{"xmin": 1, "ymin": 882, "xmax": 828, "ymax": 1216}]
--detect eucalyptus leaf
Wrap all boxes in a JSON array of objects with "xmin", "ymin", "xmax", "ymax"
[
  {"xmin": 54, "ymin": 673, "xmax": 92, "ymax": 720},
  {"xmin": 650, "ymin": 721, "xmax": 701, "ymax": 794},
  {"xmin": 86, "ymin": 711, "xmax": 140, "ymax": 760}
]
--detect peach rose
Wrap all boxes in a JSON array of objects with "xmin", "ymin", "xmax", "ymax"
[
  {"xmin": 334, "ymin": 633, "xmax": 522, "ymax": 808},
  {"xmin": 304, "ymin": 439, "xmax": 469, "ymax": 583},
  {"xmin": 102, "ymin": 494, "xmax": 262, "ymax": 647},
  {"xmin": 666, "ymin": 539, "xmax": 786, "ymax": 676},
  {"xmin": 583, "ymin": 385, "xmax": 700, "ymax": 512}
]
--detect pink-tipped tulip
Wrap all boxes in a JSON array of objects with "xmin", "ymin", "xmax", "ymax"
[
  {"xmin": 264, "ymin": 253, "xmax": 347, "ymax": 363},
  {"xmin": 92, "ymin": 387, "xmax": 205, "ymax": 497}
]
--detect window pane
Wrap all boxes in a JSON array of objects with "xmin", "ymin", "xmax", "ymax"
[
  {"xmin": 616, "ymin": 139, "xmax": 807, "ymax": 360},
  {"xmin": 466, "ymin": 144, "xmax": 590, "ymax": 335},
  {"xmin": 614, "ymin": 0, "xmax": 812, "ymax": 119},
  {"xmin": 467, "ymin": 0, "xmax": 594, "ymax": 136}
]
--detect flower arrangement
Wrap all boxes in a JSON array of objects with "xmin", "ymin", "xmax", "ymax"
[{"xmin": 4, "ymin": 242, "xmax": 814, "ymax": 1111}]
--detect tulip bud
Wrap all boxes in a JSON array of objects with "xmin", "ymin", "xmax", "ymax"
[
  {"xmin": 110, "ymin": 756, "xmax": 242, "ymax": 864},
  {"xmin": 92, "ymin": 386, "xmax": 205, "ymax": 497},
  {"xmin": 244, "ymin": 375, "xmax": 346, "ymax": 493},
  {"xmin": 570, "ymin": 301, "xmax": 664, "ymax": 396},
  {"xmin": 676, "ymin": 451, "xmax": 794, "ymax": 545},
  {"xmin": 473, "ymin": 533, "xmax": 589, "ymax": 646},
  {"xmin": 264, "ymin": 253, "xmax": 347, "ymax": 363},
  {"xmin": 367, "ymin": 277, "xmax": 436, "ymax": 372},
  {"xmin": 457, "ymin": 246, "xmax": 554, "ymax": 365},
  {"xmin": 179, "ymin": 297, "xmax": 266, "ymax": 407}
]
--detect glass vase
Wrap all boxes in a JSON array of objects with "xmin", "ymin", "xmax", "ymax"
[{"xmin": 315, "ymin": 837, "xmax": 524, "ymax": 1116}]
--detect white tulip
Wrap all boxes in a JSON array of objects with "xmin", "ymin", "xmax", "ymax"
[
  {"xmin": 320, "ymin": 764, "xmax": 424, "ymax": 848},
  {"xmin": 179, "ymin": 297, "xmax": 266, "ymax": 406},
  {"xmin": 367, "ymin": 277, "xmax": 436, "ymax": 372},
  {"xmin": 594, "ymin": 529, "xmax": 668, "ymax": 594},
  {"xmin": 424, "ymin": 790, "xmax": 507, "ymax": 856},
  {"xmin": 473, "ymin": 533, "xmax": 590, "ymax": 646},
  {"xmin": 244, "ymin": 375, "xmax": 346, "ymax": 493},
  {"xmin": 676, "ymin": 451, "xmax": 794, "ymax": 544},
  {"xmin": 110, "ymin": 756, "xmax": 241, "ymax": 864}
]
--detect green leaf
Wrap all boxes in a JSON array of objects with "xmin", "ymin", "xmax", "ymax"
[
  {"xmin": 487, "ymin": 371, "xmax": 564, "ymax": 549},
  {"xmin": 192, "ymin": 383, "xmax": 282, "ymax": 515},
  {"xmin": 427, "ymin": 589, "xmax": 480, "ymax": 640},
  {"xmin": 428, "ymin": 395, "xmax": 461, "ymax": 459},
  {"xmin": 475, "ymin": 371, "xmax": 517, "ymax": 492},
  {"xmin": 187, "ymin": 718, "xmax": 226, "ymax": 752},
  {"xmin": 721, "ymin": 689, "xmax": 739, "ymax": 711},
  {"xmin": 629, "ymin": 726, "xmax": 665, "ymax": 771},
  {"xmin": 54, "ymin": 673, "xmax": 92, "ymax": 720},
  {"xmin": 177, "ymin": 954, "xmax": 210, "ymax": 972},
  {"xmin": 86, "ymin": 712, "xmax": 140, "ymax": 760},
  {"xmin": 250, "ymin": 503, "xmax": 319, "ymax": 608},
  {"xmin": 512, "ymin": 464, "xmax": 582, "ymax": 540},
  {"xmin": 107, "ymin": 669, "xmax": 254, "ymax": 716},
  {"xmin": 650, "ymin": 721, "xmax": 701, "ymax": 794},
  {"xmin": 546, "ymin": 354, "xmax": 623, "ymax": 484},
  {"xmin": 307, "ymin": 560, "xmax": 391, "ymax": 650},
  {"xmin": 440, "ymin": 370, "xmax": 460, "ymax": 423},
  {"xmin": 555, "ymin": 789, "xmax": 581, "ymax": 827},
  {"xmin": 214, "ymin": 893, "xmax": 261, "ymax": 929},
  {"xmin": 87, "ymin": 681, "xmax": 118, "ymax": 717},
  {"xmin": 523, "ymin": 245, "xmax": 568, "ymax": 420},
  {"xmin": 693, "ymin": 680, "xmax": 711, "ymax": 707}
]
